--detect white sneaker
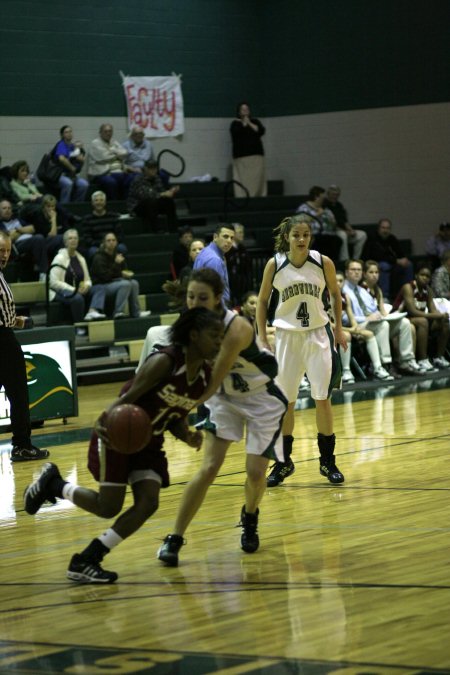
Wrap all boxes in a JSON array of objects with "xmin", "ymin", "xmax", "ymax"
[
  {"xmin": 84, "ymin": 309, "xmax": 106, "ymax": 321},
  {"xmin": 373, "ymin": 366, "xmax": 394, "ymax": 381},
  {"xmin": 408, "ymin": 359, "xmax": 422, "ymax": 372},
  {"xmin": 342, "ymin": 370, "xmax": 355, "ymax": 384},
  {"xmin": 417, "ymin": 358, "xmax": 437, "ymax": 372},
  {"xmin": 432, "ymin": 356, "xmax": 450, "ymax": 369},
  {"xmin": 138, "ymin": 310, "xmax": 152, "ymax": 318}
]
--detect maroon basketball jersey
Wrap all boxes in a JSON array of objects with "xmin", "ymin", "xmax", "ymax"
[
  {"xmin": 393, "ymin": 280, "xmax": 429, "ymax": 313},
  {"xmin": 120, "ymin": 345, "xmax": 212, "ymax": 436}
]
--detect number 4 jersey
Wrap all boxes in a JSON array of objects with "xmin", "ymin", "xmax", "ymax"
[{"xmin": 268, "ymin": 250, "xmax": 329, "ymax": 331}]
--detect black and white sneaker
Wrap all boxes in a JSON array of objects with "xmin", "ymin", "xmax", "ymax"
[
  {"xmin": 11, "ymin": 444, "xmax": 49, "ymax": 463},
  {"xmin": 266, "ymin": 458, "xmax": 295, "ymax": 487},
  {"xmin": 239, "ymin": 505, "xmax": 260, "ymax": 553},
  {"xmin": 23, "ymin": 462, "xmax": 60, "ymax": 515},
  {"xmin": 319, "ymin": 459, "xmax": 345, "ymax": 484},
  {"xmin": 67, "ymin": 554, "xmax": 118, "ymax": 584},
  {"xmin": 157, "ymin": 534, "xmax": 185, "ymax": 567}
]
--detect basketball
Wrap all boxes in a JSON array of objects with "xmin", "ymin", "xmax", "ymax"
[{"xmin": 106, "ymin": 404, "xmax": 152, "ymax": 454}]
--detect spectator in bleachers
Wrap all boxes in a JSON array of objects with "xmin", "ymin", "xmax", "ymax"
[
  {"xmin": 193, "ymin": 223, "xmax": 235, "ymax": 307},
  {"xmin": 323, "ymin": 185, "xmax": 367, "ymax": 259},
  {"xmin": 392, "ymin": 262, "xmax": 449, "ymax": 370},
  {"xmin": 230, "ymin": 102, "xmax": 267, "ymax": 198},
  {"xmin": 127, "ymin": 159, "xmax": 179, "ymax": 232},
  {"xmin": 170, "ymin": 226, "xmax": 193, "ymax": 278},
  {"xmin": 361, "ymin": 218, "xmax": 413, "ymax": 301},
  {"xmin": 296, "ymin": 186, "xmax": 342, "ymax": 261},
  {"xmin": 179, "ymin": 238, "xmax": 205, "ymax": 283},
  {"xmin": 19, "ymin": 194, "xmax": 64, "ymax": 261},
  {"xmin": 425, "ymin": 222, "xmax": 450, "ymax": 263},
  {"xmin": 49, "ymin": 229, "xmax": 106, "ymax": 333},
  {"xmin": 87, "ymin": 123, "xmax": 134, "ymax": 200},
  {"xmin": 0, "ymin": 160, "xmax": 20, "ymax": 207},
  {"xmin": 431, "ymin": 250, "xmax": 450, "ymax": 300},
  {"xmin": 226, "ymin": 222, "xmax": 252, "ymax": 306},
  {"xmin": 80, "ymin": 191, "xmax": 127, "ymax": 261},
  {"xmin": 90, "ymin": 232, "xmax": 151, "ymax": 320},
  {"xmin": 0, "ymin": 199, "xmax": 48, "ymax": 281},
  {"xmin": 361, "ymin": 260, "xmax": 421, "ymax": 375},
  {"xmin": 10, "ymin": 161, "xmax": 43, "ymax": 205},
  {"xmin": 122, "ymin": 126, "xmax": 154, "ymax": 173},
  {"xmin": 53, "ymin": 125, "xmax": 88, "ymax": 203}
]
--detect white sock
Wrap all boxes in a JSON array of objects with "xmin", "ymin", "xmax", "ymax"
[
  {"xmin": 62, "ymin": 483, "xmax": 78, "ymax": 502},
  {"xmin": 98, "ymin": 528, "xmax": 123, "ymax": 551}
]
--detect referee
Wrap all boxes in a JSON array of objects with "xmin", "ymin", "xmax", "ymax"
[{"xmin": 0, "ymin": 231, "xmax": 49, "ymax": 462}]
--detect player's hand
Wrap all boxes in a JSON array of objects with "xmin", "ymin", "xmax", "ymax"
[
  {"xmin": 335, "ymin": 327, "xmax": 348, "ymax": 351},
  {"xmin": 94, "ymin": 410, "xmax": 110, "ymax": 444},
  {"xmin": 185, "ymin": 429, "xmax": 203, "ymax": 451}
]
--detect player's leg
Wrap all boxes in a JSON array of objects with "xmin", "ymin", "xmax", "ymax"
[
  {"xmin": 240, "ymin": 454, "xmax": 269, "ymax": 553},
  {"xmin": 158, "ymin": 432, "xmax": 231, "ymax": 566}
]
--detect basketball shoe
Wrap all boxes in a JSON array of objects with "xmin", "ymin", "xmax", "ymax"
[
  {"xmin": 319, "ymin": 458, "xmax": 345, "ymax": 484},
  {"xmin": 67, "ymin": 554, "xmax": 118, "ymax": 584},
  {"xmin": 239, "ymin": 505, "xmax": 260, "ymax": 553},
  {"xmin": 266, "ymin": 458, "xmax": 295, "ymax": 487},
  {"xmin": 157, "ymin": 534, "xmax": 185, "ymax": 567},
  {"xmin": 23, "ymin": 462, "xmax": 61, "ymax": 514}
]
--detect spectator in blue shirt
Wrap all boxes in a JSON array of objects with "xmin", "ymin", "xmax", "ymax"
[
  {"xmin": 53, "ymin": 126, "xmax": 89, "ymax": 203},
  {"xmin": 193, "ymin": 224, "xmax": 235, "ymax": 306},
  {"xmin": 122, "ymin": 126, "xmax": 154, "ymax": 173}
]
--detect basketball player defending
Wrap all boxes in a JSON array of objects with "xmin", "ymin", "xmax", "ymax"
[
  {"xmin": 22, "ymin": 309, "xmax": 224, "ymax": 583},
  {"xmin": 256, "ymin": 214, "xmax": 347, "ymax": 486}
]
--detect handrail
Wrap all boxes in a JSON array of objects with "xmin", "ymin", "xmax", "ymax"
[
  {"xmin": 223, "ymin": 180, "xmax": 249, "ymax": 221},
  {"xmin": 156, "ymin": 149, "xmax": 186, "ymax": 178},
  {"xmin": 46, "ymin": 263, "xmax": 80, "ymax": 326}
]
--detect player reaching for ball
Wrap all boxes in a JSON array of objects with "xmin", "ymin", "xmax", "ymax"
[{"xmin": 23, "ymin": 308, "xmax": 224, "ymax": 584}]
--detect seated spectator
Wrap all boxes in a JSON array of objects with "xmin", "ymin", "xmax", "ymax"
[
  {"xmin": 170, "ymin": 226, "xmax": 193, "ymax": 278},
  {"xmin": 90, "ymin": 232, "xmax": 151, "ymax": 319},
  {"xmin": 80, "ymin": 191, "xmax": 127, "ymax": 261},
  {"xmin": 392, "ymin": 262, "xmax": 449, "ymax": 370},
  {"xmin": 53, "ymin": 125, "xmax": 88, "ymax": 203},
  {"xmin": 296, "ymin": 186, "xmax": 342, "ymax": 261},
  {"xmin": 343, "ymin": 259, "xmax": 403, "ymax": 380},
  {"xmin": 179, "ymin": 238, "xmax": 205, "ymax": 283},
  {"xmin": 361, "ymin": 218, "xmax": 413, "ymax": 300},
  {"xmin": 122, "ymin": 126, "xmax": 154, "ymax": 173},
  {"xmin": 87, "ymin": 123, "xmax": 134, "ymax": 200},
  {"xmin": 425, "ymin": 222, "xmax": 450, "ymax": 264},
  {"xmin": 10, "ymin": 161, "xmax": 43, "ymax": 205},
  {"xmin": 431, "ymin": 250, "xmax": 450, "ymax": 300},
  {"xmin": 323, "ymin": 185, "xmax": 368, "ymax": 259},
  {"xmin": 49, "ymin": 229, "xmax": 107, "ymax": 333},
  {"xmin": 333, "ymin": 271, "xmax": 388, "ymax": 383},
  {"xmin": 0, "ymin": 160, "xmax": 20, "ymax": 207},
  {"xmin": 127, "ymin": 159, "xmax": 179, "ymax": 232},
  {"xmin": 0, "ymin": 199, "xmax": 48, "ymax": 281},
  {"xmin": 19, "ymin": 194, "xmax": 64, "ymax": 261},
  {"xmin": 226, "ymin": 222, "xmax": 253, "ymax": 306},
  {"xmin": 362, "ymin": 260, "xmax": 421, "ymax": 375}
]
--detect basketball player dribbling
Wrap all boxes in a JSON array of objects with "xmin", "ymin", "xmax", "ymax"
[
  {"xmin": 23, "ymin": 308, "xmax": 224, "ymax": 583},
  {"xmin": 256, "ymin": 214, "xmax": 347, "ymax": 487}
]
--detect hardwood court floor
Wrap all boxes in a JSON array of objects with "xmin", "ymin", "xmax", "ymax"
[{"xmin": 1, "ymin": 377, "xmax": 450, "ymax": 674}]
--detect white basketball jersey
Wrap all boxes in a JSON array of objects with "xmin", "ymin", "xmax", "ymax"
[
  {"xmin": 220, "ymin": 310, "xmax": 279, "ymax": 396},
  {"xmin": 269, "ymin": 250, "xmax": 329, "ymax": 331}
]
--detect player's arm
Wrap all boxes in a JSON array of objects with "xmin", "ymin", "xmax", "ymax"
[
  {"xmin": 401, "ymin": 284, "xmax": 427, "ymax": 317},
  {"xmin": 195, "ymin": 316, "xmax": 254, "ymax": 406},
  {"xmin": 256, "ymin": 257, "xmax": 275, "ymax": 350},
  {"xmin": 323, "ymin": 256, "xmax": 347, "ymax": 351},
  {"xmin": 168, "ymin": 417, "xmax": 203, "ymax": 450},
  {"xmin": 95, "ymin": 353, "xmax": 173, "ymax": 440}
]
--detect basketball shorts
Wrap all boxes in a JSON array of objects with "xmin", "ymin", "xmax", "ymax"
[
  {"xmin": 87, "ymin": 431, "xmax": 170, "ymax": 488},
  {"xmin": 275, "ymin": 325, "xmax": 341, "ymax": 402},
  {"xmin": 203, "ymin": 384, "xmax": 287, "ymax": 461}
]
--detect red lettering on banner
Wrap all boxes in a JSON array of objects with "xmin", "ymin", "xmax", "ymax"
[{"xmin": 126, "ymin": 83, "xmax": 177, "ymax": 133}]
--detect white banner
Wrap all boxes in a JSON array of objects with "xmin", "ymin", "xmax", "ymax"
[{"xmin": 122, "ymin": 74, "xmax": 184, "ymax": 137}]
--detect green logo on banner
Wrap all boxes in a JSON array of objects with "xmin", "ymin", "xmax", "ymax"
[{"xmin": 24, "ymin": 352, "xmax": 74, "ymax": 420}]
